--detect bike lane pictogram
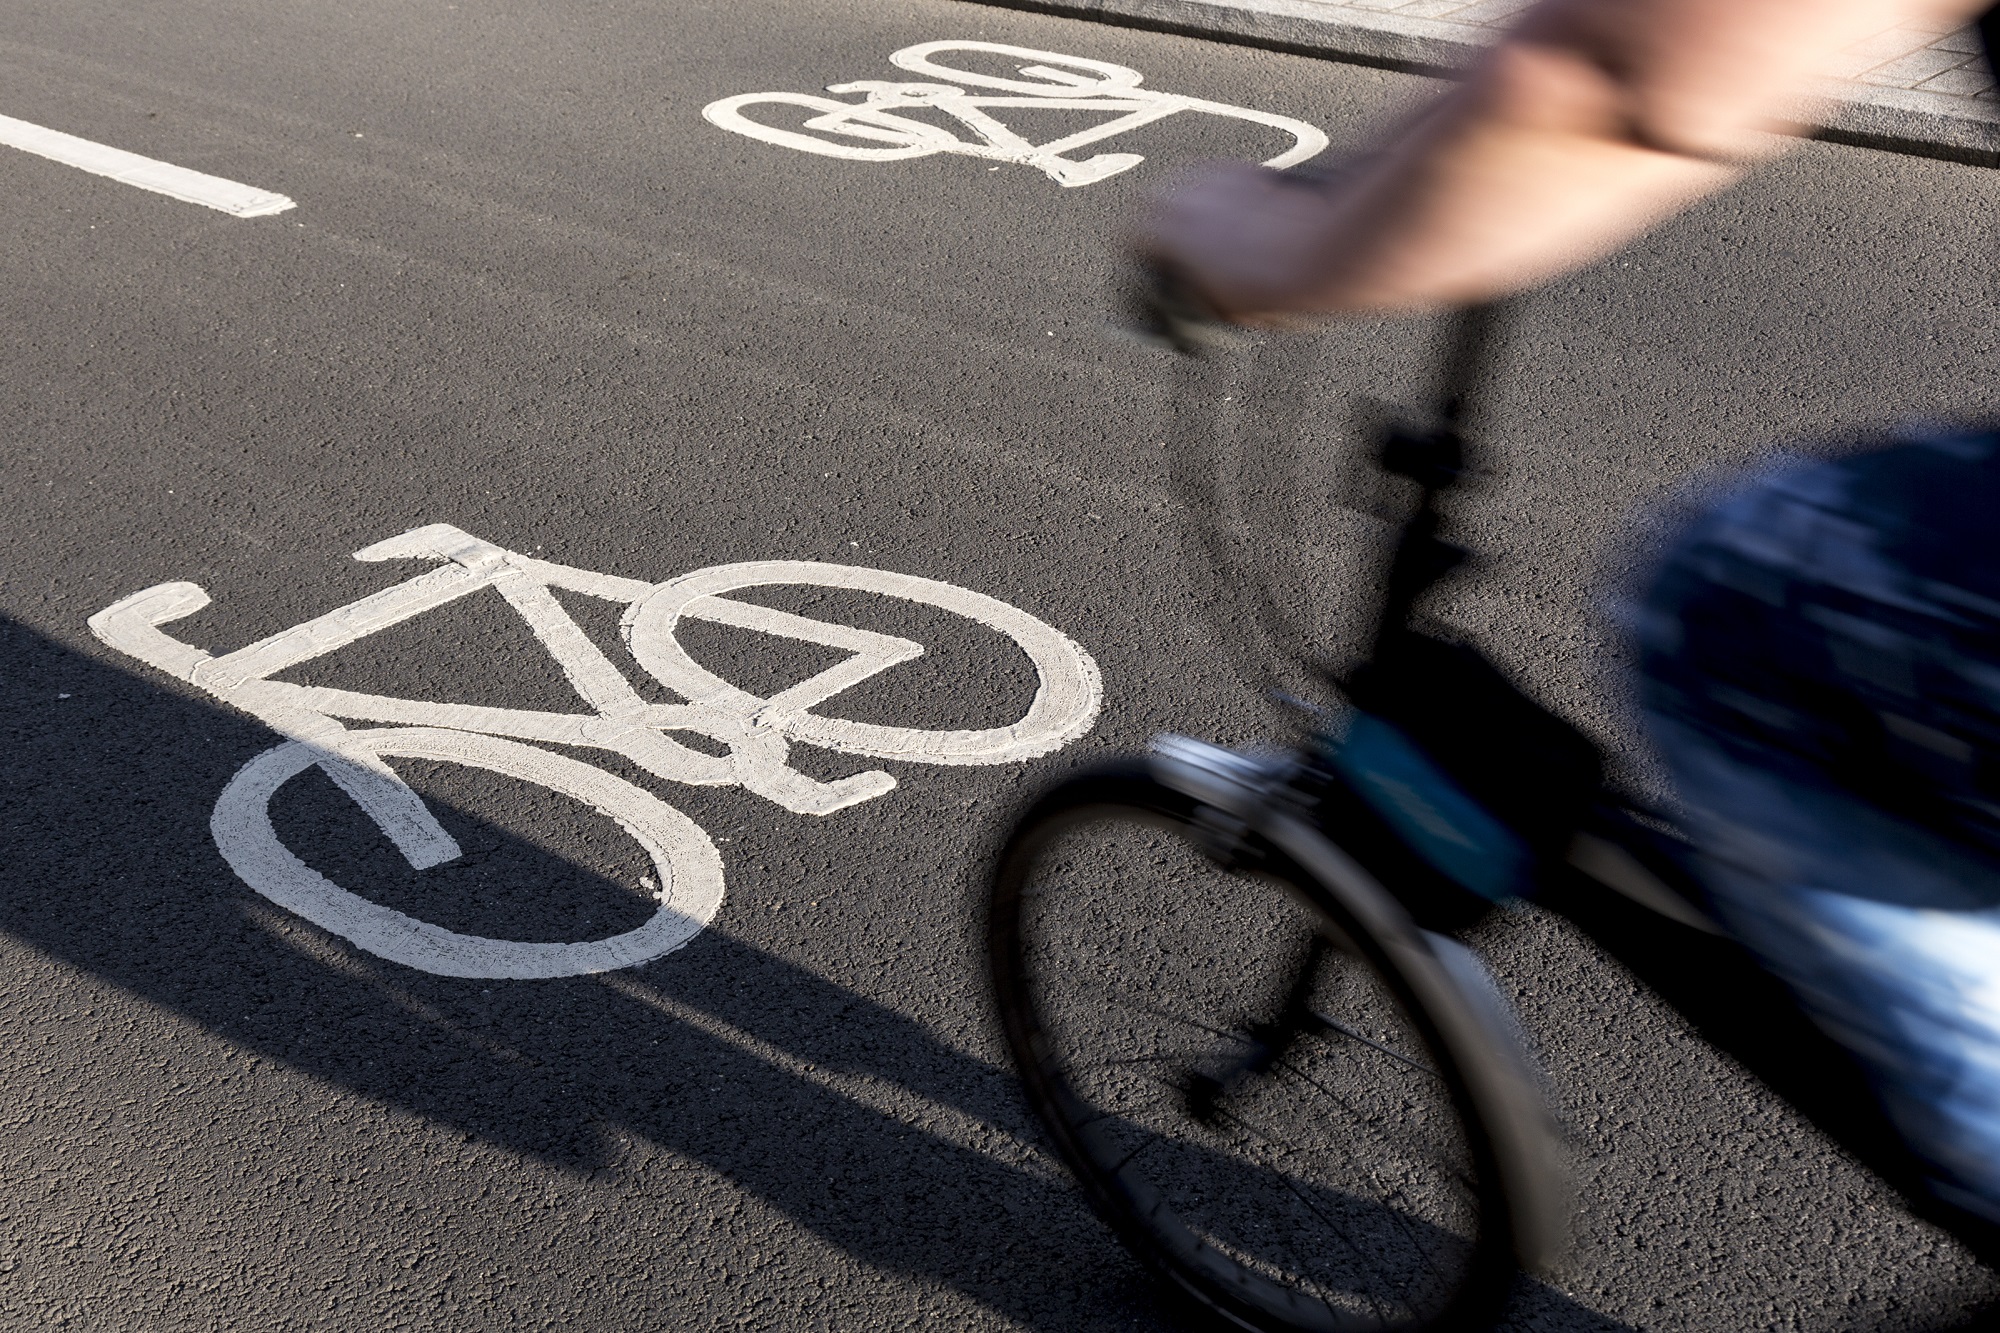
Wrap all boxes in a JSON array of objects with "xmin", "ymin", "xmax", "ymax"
[
  {"xmin": 88, "ymin": 524, "xmax": 1102, "ymax": 979},
  {"xmin": 704, "ymin": 40, "xmax": 1329, "ymax": 187}
]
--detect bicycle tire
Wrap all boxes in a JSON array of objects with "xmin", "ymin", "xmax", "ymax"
[{"xmin": 988, "ymin": 760, "xmax": 1544, "ymax": 1332}]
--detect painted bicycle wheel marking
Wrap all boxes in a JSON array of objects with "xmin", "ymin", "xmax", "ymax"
[
  {"xmin": 89, "ymin": 524, "xmax": 1102, "ymax": 979},
  {"xmin": 703, "ymin": 40, "xmax": 1328, "ymax": 188}
]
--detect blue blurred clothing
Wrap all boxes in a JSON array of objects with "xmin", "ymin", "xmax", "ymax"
[{"xmin": 1637, "ymin": 429, "xmax": 2000, "ymax": 1220}]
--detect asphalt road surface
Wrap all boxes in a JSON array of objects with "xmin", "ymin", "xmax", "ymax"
[{"xmin": 7, "ymin": 0, "xmax": 2000, "ymax": 1328}]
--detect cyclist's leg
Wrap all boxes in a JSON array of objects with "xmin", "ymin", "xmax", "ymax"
[
  {"xmin": 1649, "ymin": 717, "xmax": 2000, "ymax": 1212},
  {"xmin": 1634, "ymin": 428, "xmax": 2000, "ymax": 1220}
]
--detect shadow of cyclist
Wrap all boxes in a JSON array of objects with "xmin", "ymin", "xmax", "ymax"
[{"xmin": 2, "ymin": 611, "xmax": 1644, "ymax": 1330}]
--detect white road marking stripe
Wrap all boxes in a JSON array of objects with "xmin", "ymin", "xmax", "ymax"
[{"xmin": 0, "ymin": 113, "xmax": 295, "ymax": 217}]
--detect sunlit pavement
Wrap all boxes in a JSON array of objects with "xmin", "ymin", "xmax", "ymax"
[{"xmin": 4, "ymin": 0, "xmax": 2000, "ymax": 1326}]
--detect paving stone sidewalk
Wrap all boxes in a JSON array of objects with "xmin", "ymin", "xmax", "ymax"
[{"xmin": 968, "ymin": 0, "xmax": 2000, "ymax": 164}]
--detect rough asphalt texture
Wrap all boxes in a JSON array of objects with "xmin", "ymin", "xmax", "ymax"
[{"xmin": 5, "ymin": 0, "xmax": 2000, "ymax": 1328}]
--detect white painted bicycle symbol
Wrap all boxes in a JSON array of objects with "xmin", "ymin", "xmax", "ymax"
[
  {"xmin": 703, "ymin": 40, "xmax": 1329, "ymax": 188},
  {"xmin": 89, "ymin": 524, "xmax": 1101, "ymax": 980}
]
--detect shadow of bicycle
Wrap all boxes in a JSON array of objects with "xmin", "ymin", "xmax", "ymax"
[{"xmin": 0, "ymin": 612, "xmax": 1647, "ymax": 1331}]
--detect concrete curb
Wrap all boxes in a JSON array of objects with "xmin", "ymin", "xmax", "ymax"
[{"xmin": 962, "ymin": 0, "xmax": 2000, "ymax": 167}]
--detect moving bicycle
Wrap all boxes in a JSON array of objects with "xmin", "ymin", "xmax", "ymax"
[{"xmin": 984, "ymin": 0, "xmax": 2000, "ymax": 1326}]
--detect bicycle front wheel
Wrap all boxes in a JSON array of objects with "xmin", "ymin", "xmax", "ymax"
[{"xmin": 988, "ymin": 763, "xmax": 1522, "ymax": 1332}]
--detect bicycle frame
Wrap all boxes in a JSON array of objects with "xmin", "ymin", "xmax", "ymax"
[{"xmin": 1148, "ymin": 298, "xmax": 2000, "ymax": 1271}]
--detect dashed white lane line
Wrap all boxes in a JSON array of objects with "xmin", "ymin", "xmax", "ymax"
[{"xmin": 0, "ymin": 113, "xmax": 294, "ymax": 217}]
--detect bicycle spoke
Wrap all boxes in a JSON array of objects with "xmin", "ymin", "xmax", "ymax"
[
  {"xmin": 997, "ymin": 773, "xmax": 1518, "ymax": 1330},
  {"xmin": 1210, "ymin": 1105, "xmax": 1397, "ymax": 1326},
  {"xmin": 1101, "ymin": 1086, "xmax": 1396, "ymax": 1325},
  {"xmin": 1196, "ymin": 1173, "xmax": 1367, "ymax": 1333},
  {"xmin": 1216, "ymin": 1101, "xmax": 1451, "ymax": 1316},
  {"xmin": 1109, "ymin": 1052, "xmax": 1461, "ymax": 1325},
  {"xmin": 1065, "ymin": 1075, "xmax": 1179, "ymax": 1133},
  {"xmin": 1108, "ymin": 1131, "xmax": 1168, "ymax": 1176},
  {"xmin": 1309, "ymin": 1007, "xmax": 1440, "ymax": 1079},
  {"xmin": 1264, "ymin": 1088, "xmax": 1456, "ymax": 1296},
  {"xmin": 1043, "ymin": 915, "xmax": 1473, "ymax": 1192},
  {"xmin": 1046, "ymin": 973, "xmax": 1258, "ymax": 1049},
  {"xmin": 1070, "ymin": 1050, "xmax": 1185, "ymax": 1071},
  {"xmin": 1272, "ymin": 1051, "xmax": 1474, "ymax": 1197}
]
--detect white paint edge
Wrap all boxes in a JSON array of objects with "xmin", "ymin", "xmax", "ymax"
[{"xmin": 0, "ymin": 113, "xmax": 295, "ymax": 217}]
